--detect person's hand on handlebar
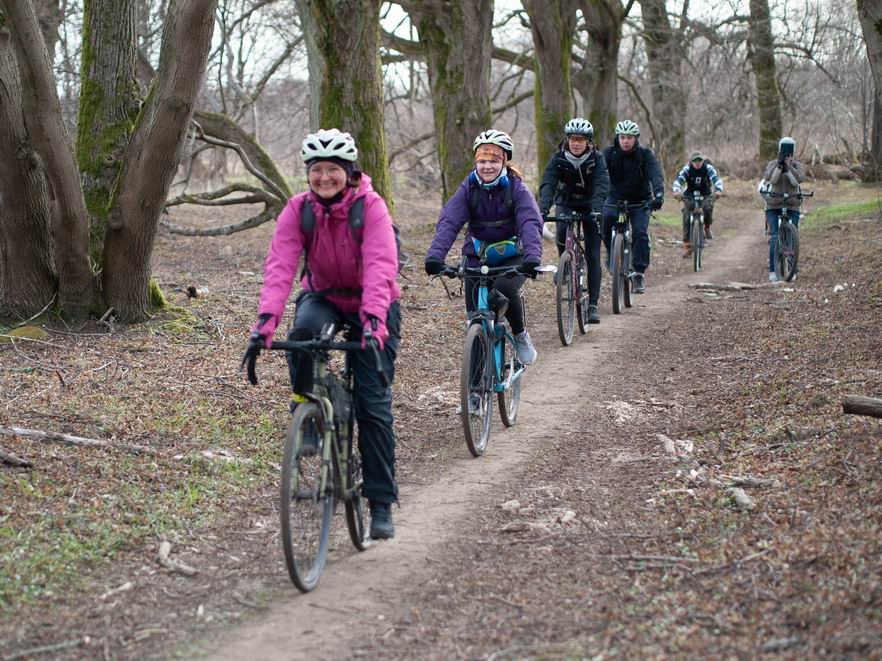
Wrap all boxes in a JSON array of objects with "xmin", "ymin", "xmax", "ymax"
[
  {"xmin": 360, "ymin": 313, "xmax": 388, "ymax": 350},
  {"xmin": 424, "ymin": 256, "xmax": 445, "ymax": 276},
  {"xmin": 714, "ymin": 190, "xmax": 723, "ymax": 199},
  {"xmin": 521, "ymin": 259, "xmax": 540, "ymax": 279},
  {"xmin": 650, "ymin": 195, "xmax": 664, "ymax": 211}
]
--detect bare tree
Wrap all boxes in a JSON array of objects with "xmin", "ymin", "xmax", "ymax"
[
  {"xmin": 857, "ymin": 0, "xmax": 882, "ymax": 178},
  {"xmin": 747, "ymin": 0, "xmax": 783, "ymax": 161}
]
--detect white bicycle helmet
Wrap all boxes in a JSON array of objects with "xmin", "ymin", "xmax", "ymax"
[
  {"xmin": 473, "ymin": 129, "xmax": 514, "ymax": 160},
  {"xmin": 565, "ymin": 118, "xmax": 594, "ymax": 139},
  {"xmin": 615, "ymin": 120, "xmax": 640, "ymax": 136},
  {"xmin": 300, "ymin": 128, "xmax": 358, "ymax": 163}
]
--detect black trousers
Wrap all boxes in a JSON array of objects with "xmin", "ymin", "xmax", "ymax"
[
  {"xmin": 463, "ymin": 254, "xmax": 527, "ymax": 335},
  {"xmin": 286, "ymin": 293, "xmax": 401, "ymax": 505},
  {"xmin": 554, "ymin": 205, "xmax": 602, "ymax": 306},
  {"xmin": 682, "ymin": 195, "xmax": 716, "ymax": 241}
]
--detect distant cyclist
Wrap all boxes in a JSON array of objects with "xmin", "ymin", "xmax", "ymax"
[
  {"xmin": 424, "ymin": 129, "xmax": 544, "ymax": 364},
  {"xmin": 758, "ymin": 137, "xmax": 806, "ymax": 281},
  {"xmin": 248, "ymin": 129, "xmax": 401, "ymax": 540},
  {"xmin": 602, "ymin": 120, "xmax": 665, "ymax": 294},
  {"xmin": 538, "ymin": 118, "xmax": 610, "ymax": 324},
  {"xmin": 672, "ymin": 151, "xmax": 723, "ymax": 257}
]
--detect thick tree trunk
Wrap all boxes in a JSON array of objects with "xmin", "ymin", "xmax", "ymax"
[
  {"xmin": 34, "ymin": 0, "xmax": 62, "ymax": 64},
  {"xmin": 747, "ymin": 0, "xmax": 783, "ymax": 162},
  {"xmin": 76, "ymin": 0, "xmax": 140, "ymax": 270},
  {"xmin": 639, "ymin": 0, "xmax": 686, "ymax": 175},
  {"xmin": 857, "ymin": 0, "xmax": 882, "ymax": 180},
  {"xmin": 522, "ymin": 0, "xmax": 577, "ymax": 174},
  {"xmin": 103, "ymin": 0, "xmax": 218, "ymax": 322},
  {"xmin": 295, "ymin": 0, "xmax": 392, "ymax": 203},
  {"xmin": 406, "ymin": 0, "xmax": 493, "ymax": 200},
  {"xmin": 0, "ymin": 25, "xmax": 56, "ymax": 319},
  {"xmin": 1, "ymin": 0, "xmax": 92, "ymax": 317},
  {"xmin": 574, "ymin": 0, "xmax": 625, "ymax": 148}
]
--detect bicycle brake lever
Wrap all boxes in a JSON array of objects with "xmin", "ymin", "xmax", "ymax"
[{"xmin": 365, "ymin": 336, "xmax": 390, "ymax": 388}]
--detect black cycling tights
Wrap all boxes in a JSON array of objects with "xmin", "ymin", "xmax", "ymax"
[{"xmin": 463, "ymin": 254, "xmax": 527, "ymax": 335}]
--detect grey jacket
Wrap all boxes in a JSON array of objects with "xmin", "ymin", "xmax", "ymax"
[{"xmin": 761, "ymin": 159, "xmax": 805, "ymax": 209}]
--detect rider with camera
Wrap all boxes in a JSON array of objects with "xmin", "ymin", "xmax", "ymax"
[
  {"xmin": 247, "ymin": 129, "xmax": 401, "ymax": 540},
  {"xmin": 601, "ymin": 120, "xmax": 665, "ymax": 294},
  {"xmin": 538, "ymin": 118, "xmax": 610, "ymax": 324},
  {"xmin": 758, "ymin": 137, "xmax": 806, "ymax": 281},
  {"xmin": 672, "ymin": 151, "xmax": 724, "ymax": 257},
  {"xmin": 424, "ymin": 130, "xmax": 544, "ymax": 365}
]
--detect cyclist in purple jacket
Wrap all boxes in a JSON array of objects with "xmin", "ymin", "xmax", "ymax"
[{"xmin": 424, "ymin": 130, "xmax": 544, "ymax": 365}]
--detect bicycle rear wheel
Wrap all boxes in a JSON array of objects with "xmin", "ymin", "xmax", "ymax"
[
  {"xmin": 280, "ymin": 402, "xmax": 334, "ymax": 593},
  {"xmin": 611, "ymin": 233, "xmax": 624, "ymax": 314},
  {"xmin": 555, "ymin": 251, "xmax": 575, "ymax": 346},
  {"xmin": 576, "ymin": 252, "xmax": 590, "ymax": 335},
  {"xmin": 776, "ymin": 222, "xmax": 799, "ymax": 281},
  {"xmin": 497, "ymin": 331, "xmax": 521, "ymax": 427},
  {"xmin": 343, "ymin": 424, "xmax": 368, "ymax": 551},
  {"xmin": 461, "ymin": 323, "xmax": 493, "ymax": 457},
  {"xmin": 691, "ymin": 215, "xmax": 703, "ymax": 272}
]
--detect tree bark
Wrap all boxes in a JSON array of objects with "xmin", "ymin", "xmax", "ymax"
[
  {"xmin": 405, "ymin": 0, "xmax": 493, "ymax": 200},
  {"xmin": 747, "ymin": 0, "xmax": 783, "ymax": 162},
  {"xmin": 0, "ymin": 23, "xmax": 56, "ymax": 319},
  {"xmin": 295, "ymin": 0, "xmax": 392, "ymax": 203},
  {"xmin": 639, "ymin": 0, "xmax": 686, "ymax": 175},
  {"xmin": 103, "ymin": 0, "xmax": 219, "ymax": 322},
  {"xmin": 522, "ymin": 0, "xmax": 577, "ymax": 175},
  {"xmin": 842, "ymin": 395, "xmax": 882, "ymax": 419},
  {"xmin": 857, "ymin": 0, "xmax": 882, "ymax": 180},
  {"xmin": 574, "ymin": 0, "xmax": 628, "ymax": 148},
  {"xmin": 1, "ymin": 0, "xmax": 92, "ymax": 317}
]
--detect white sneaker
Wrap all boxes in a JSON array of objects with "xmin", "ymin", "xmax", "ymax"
[
  {"xmin": 514, "ymin": 331, "xmax": 537, "ymax": 365},
  {"xmin": 768, "ymin": 272, "xmax": 779, "ymax": 282}
]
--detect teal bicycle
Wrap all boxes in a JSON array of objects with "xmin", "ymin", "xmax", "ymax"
[{"xmin": 438, "ymin": 262, "xmax": 534, "ymax": 456}]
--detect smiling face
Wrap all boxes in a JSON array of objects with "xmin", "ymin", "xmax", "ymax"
[
  {"xmin": 474, "ymin": 144, "xmax": 506, "ymax": 182},
  {"xmin": 307, "ymin": 161, "xmax": 348, "ymax": 199},
  {"xmin": 567, "ymin": 134, "xmax": 589, "ymax": 156}
]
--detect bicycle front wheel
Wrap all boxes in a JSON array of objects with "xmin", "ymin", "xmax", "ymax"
[
  {"xmin": 343, "ymin": 424, "xmax": 368, "ymax": 551},
  {"xmin": 691, "ymin": 215, "xmax": 703, "ymax": 272},
  {"xmin": 576, "ymin": 252, "xmax": 590, "ymax": 335},
  {"xmin": 556, "ymin": 251, "xmax": 575, "ymax": 346},
  {"xmin": 776, "ymin": 222, "xmax": 799, "ymax": 281},
  {"xmin": 497, "ymin": 331, "xmax": 521, "ymax": 427},
  {"xmin": 611, "ymin": 233, "xmax": 624, "ymax": 314},
  {"xmin": 280, "ymin": 402, "xmax": 334, "ymax": 593},
  {"xmin": 461, "ymin": 323, "xmax": 493, "ymax": 457}
]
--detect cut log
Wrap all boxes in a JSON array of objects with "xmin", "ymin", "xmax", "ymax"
[
  {"xmin": 0, "ymin": 446, "xmax": 32, "ymax": 467},
  {"xmin": 0, "ymin": 426, "xmax": 155, "ymax": 454},
  {"xmin": 842, "ymin": 395, "xmax": 882, "ymax": 419}
]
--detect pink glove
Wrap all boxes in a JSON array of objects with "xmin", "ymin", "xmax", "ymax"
[
  {"xmin": 360, "ymin": 312, "xmax": 388, "ymax": 351},
  {"xmin": 251, "ymin": 314, "xmax": 278, "ymax": 348}
]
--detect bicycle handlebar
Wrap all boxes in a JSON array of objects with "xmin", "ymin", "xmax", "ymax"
[
  {"xmin": 438, "ymin": 263, "xmax": 536, "ymax": 280},
  {"xmin": 765, "ymin": 191, "xmax": 814, "ymax": 199},
  {"xmin": 545, "ymin": 212, "xmax": 601, "ymax": 222},
  {"xmin": 602, "ymin": 201, "xmax": 649, "ymax": 211}
]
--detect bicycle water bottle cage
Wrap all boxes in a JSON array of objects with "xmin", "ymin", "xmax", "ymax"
[{"xmin": 488, "ymin": 289, "xmax": 510, "ymax": 320}]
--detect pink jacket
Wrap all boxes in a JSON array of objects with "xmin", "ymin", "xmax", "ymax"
[{"xmin": 256, "ymin": 174, "xmax": 400, "ymax": 338}]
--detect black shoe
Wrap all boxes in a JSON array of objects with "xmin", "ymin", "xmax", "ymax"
[
  {"xmin": 587, "ymin": 305, "xmax": 600, "ymax": 324},
  {"xmin": 704, "ymin": 225, "xmax": 714, "ymax": 240},
  {"xmin": 369, "ymin": 501, "xmax": 395, "ymax": 540},
  {"xmin": 632, "ymin": 273, "xmax": 646, "ymax": 294}
]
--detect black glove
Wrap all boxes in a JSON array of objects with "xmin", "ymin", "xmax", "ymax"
[
  {"xmin": 781, "ymin": 162, "xmax": 789, "ymax": 173},
  {"xmin": 521, "ymin": 259, "xmax": 540, "ymax": 279},
  {"xmin": 540, "ymin": 209, "xmax": 549, "ymax": 222},
  {"xmin": 778, "ymin": 158, "xmax": 787, "ymax": 169},
  {"xmin": 424, "ymin": 256, "xmax": 445, "ymax": 276},
  {"xmin": 650, "ymin": 195, "xmax": 664, "ymax": 211}
]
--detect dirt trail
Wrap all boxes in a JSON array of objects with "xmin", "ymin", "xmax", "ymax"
[{"xmin": 198, "ymin": 212, "xmax": 763, "ymax": 660}]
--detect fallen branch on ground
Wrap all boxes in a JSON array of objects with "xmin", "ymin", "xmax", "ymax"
[
  {"xmin": 842, "ymin": 395, "xmax": 882, "ymax": 419},
  {"xmin": 0, "ymin": 446, "xmax": 32, "ymax": 467},
  {"xmin": 720, "ymin": 474, "xmax": 781, "ymax": 489},
  {"xmin": 3, "ymin": 638, "xmax": 84, "ymax": 661},
  {"xmin": 0, "ymin": 426, "xmax": 155, "ymax": 455},
  {"xmin": 157, "ymin": 541, "xmax": 198, "ymax": 576}
]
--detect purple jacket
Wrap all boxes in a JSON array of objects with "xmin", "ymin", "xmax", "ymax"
[
  {"xmin": 427, "ymin": 173, "xmax": 544, "ymax": 264},
  {"xmin": 256, "ymin": 174, "xmax": 400, "ymax": 333}
]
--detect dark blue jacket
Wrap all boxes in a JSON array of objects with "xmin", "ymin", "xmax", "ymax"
[
  {"xmin": 427, "ymin": 172, "xmax": 544, "ymax": 264},
  {"xmin": 603, "ymin": 137, "xmax": 665, "ymax": 202},
  {"xmin": 538, "ymin": 147, "xmax": 610, "ymax": 213}
]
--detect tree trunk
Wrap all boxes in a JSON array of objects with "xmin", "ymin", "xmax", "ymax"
[
  {"xmin": 574, "ymin": 0, "xmax": 626, "ymax": 148},
  {"xmin": 103, "ymin": 0, "xmax": 218, "ymax": 322},
  {"xmin": 522, "ymin": 0, "xmax": 577, "ymax": 174},
  {"xmin": 295, "ymin": 0, "xmax": 392, "ymax": 203},
  {"xmin": 747, "ymin": 0, "xmax": 782, "ymax": 162},
  {"xmin": 34, "ymin": 0, "xmax": 62, "ymax": 64},
  {"xmin": 639, "ymin": 0, "xmax": 686, "ymax": 175},
  {"xmin": 1, "ymin": 0, "xmax": 92, "ymax": 317},
  {"xmin": 0, "ymin": 24, "xmax": 56, "ymax": 319},
  {"xmin": 76, "ymin": 0, "xmax": 141, "ymax": 271},
  {"xmin": 406, "ymin": 0, "xmax": 493, "ymax": 200},
  {"xmin": 857, "ymin": 0, "xmax": 882, "ymax": 180}
]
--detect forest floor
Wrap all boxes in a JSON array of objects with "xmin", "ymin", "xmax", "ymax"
[{"xmin": 0, "ymin": 178, "xmax": 881, "ymax": 660}]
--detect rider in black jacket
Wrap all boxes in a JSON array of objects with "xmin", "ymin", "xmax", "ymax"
[
  {"xmin": 538, "ymin": 118, "xmax": 610, "ymax": 323},
  {"xmin": 601, "ymin": 120, "xmax": 665, "ymax": 294}
]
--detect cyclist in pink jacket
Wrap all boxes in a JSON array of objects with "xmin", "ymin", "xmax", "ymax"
[{"xmin": 249, "ymin": 129, "xmax": 401, "ymax": 539}]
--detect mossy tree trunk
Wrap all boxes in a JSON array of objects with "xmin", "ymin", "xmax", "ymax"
[
  {"xmin": 522, "ymin": 0, "xmax": 577, "ymax": 175},
  {"xmin": 405, "ymin": 0, "xmax": 493, "ymax": 200},
  {"xmin": 0, "ymin": 22, "xmax": 56, "ymax": 319},
  {"xmin": 295, "ymin": 0, "xmax": 392, "ymax": 204},
  {"xmin": 747, "ymin": 0, "xmax": 783, "ymax": 162},
  {"xmin": 639, "ymin": 0, "xmax": 686, "ymax": 176},
  {"xmin": 857, "ymin": 0, "xmax": 882, "ymax": 179},
  {"xmin": 573, "ymin": 0, "xmax": 627, "ymax": 149}
]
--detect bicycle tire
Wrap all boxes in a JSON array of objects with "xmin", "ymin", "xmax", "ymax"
[
  {"xmin": 461, "ymin": 323, "xmax": 493, "ymax": 457},
  {"xmin": 280, "ymin": 403, "xmax": 334, "ymax": 593},
  {"xmin": 776, "ymin": 221, "xmax": 800, "ymax": 281},
  {"xmin": 555, "ymin": 251, "xmax": 575, "ymax": 346},
  {"xmin": 623, "ymin": 239, "xmax": 632, "ymax": 308},
  {"xmin": 611, "ymin": 233, "xmax": 624, "ymax": 314},
  {"xmin": 497, "ymin": 331, "xmax": 521, "ymax": 427},
  {"xmin": 691, "ymin": 213, "xmax": 703, "ymax": 272},
  {"xmin": 343, "ymin": 423, "xmax": 368, "ymax": 551},
  {"xmin": 576, "ymin": 251, "xmax": 589, "ymax": 335}
]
